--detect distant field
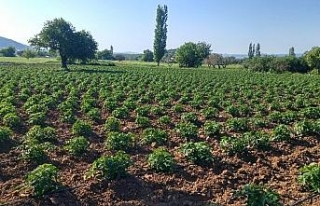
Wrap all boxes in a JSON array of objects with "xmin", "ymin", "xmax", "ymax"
[
  {"xmin": 0, "ymin": 62, "xmax": 319, "ymax": 205},
  {"xmin": 0, "ymin": 56, "xmax": 59, "ymax": 63}
]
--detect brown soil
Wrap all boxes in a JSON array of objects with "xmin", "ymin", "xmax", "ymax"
[{"xmin": 0, "ymin": 104, "xmax": 319, "ymax": 206}]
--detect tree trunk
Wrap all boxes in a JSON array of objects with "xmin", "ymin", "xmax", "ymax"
[
  {"xmin": 61, "ymin": 55, "xmax": 69, "ymax": 71},
  {"xmin": 157, "ymin": 61, "xmax": 160, "ymax": 66}
]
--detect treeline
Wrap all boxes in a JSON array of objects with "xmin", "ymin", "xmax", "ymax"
[{"xmin": 243, "ymin": 45, "xmax": 320, "ymax": 74}]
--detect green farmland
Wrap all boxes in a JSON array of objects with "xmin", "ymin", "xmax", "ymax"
[{"xmin": 0, "ymin": 62, "xmax": 319, "ymax": 205}]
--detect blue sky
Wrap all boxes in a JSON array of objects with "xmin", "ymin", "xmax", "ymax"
[{"xmin": 0, "ymin": 0, "xmax": 319, "ymax": 54}]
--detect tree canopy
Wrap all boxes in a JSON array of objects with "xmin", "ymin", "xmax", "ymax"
[
  {"xmin": 304, "ymin": 47, "xmax": 320, "ymax": 73},
  {"xmin": 175, "ymin": 42, "xmax": 211, "ymax": 68},
  {"xmin": 29, "ymin": 18, "xmax": 98, "ymax": 69},
  {"xmin": 141, "ymin": 49, "xmax": 154, "ymax": 62}
]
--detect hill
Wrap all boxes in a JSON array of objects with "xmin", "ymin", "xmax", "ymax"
[{"xmin": 0, "ymin": 36, "xmax": 28, "ymax": 51}]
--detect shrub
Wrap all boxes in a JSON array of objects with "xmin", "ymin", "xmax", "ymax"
[
  {"xmin": 148, "ymin": 148, "xmax": 175, "ymax": 173},
  {"xmin": 86, "ymin": 151, "xmax": 131, "ymax": 180},
  {"xmin": 26, "ymin": 163, "xmax": 58, "ymax": 197},
  {"xmin": 72, "ymin": 120, "xmax": 92, "ymax": 136},
  {"xmin": 142, "ymin": 128, "xmax": 168, "ymax": 146},
  {"xmin": 180, "ymin": 142, "xmax": 213, "ymax": 166},
  {"xmin": 298, "ymin": 163, "xmax": 320, "ymax": 193},
  {"xmin": 3, "ymin": 113, "xmax": 20, "ymax": 128},
  {"xmin": 105, "ymin": 116, "xmax": 121, "ymax": 132},
  {"xmin": 176, "ymin": 122, "xmax": 198, "ymax": 139},
  {"xmin": 204, "ymin": 121, "xmax": 221, "ymax": 136},
  {"xmin": 106, "ymin": 132, "xmax": 134, "ymax": 151},
  {"xmin": 65, "ymin": 136, "xmax": 90, "ymax": 156},
  {"xmin": 236, "ymin": 184, "xmax": 282, "ymax": 206}
]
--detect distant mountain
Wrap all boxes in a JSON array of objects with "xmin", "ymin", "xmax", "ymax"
[{"xmin": 0, "ymin": 36, "xmax": 28, "ymax": 51}]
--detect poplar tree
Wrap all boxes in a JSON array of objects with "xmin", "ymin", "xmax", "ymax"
[
  {"xmin": 248, "ymin": 43, "xmax": 254, "ymax": 59},
  {"xmin": 289, "ymin": 47, "xmax": 295, "ymax": 57},
  {"xmin": 256, "ymin": 43, "xmax": 261, "ymax": 57},
  {"xmin": 153, "ymin": 5, "xmax": 168, "ymax": 66}
]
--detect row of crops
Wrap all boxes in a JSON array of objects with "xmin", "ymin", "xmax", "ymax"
[{"xmin": 0, "ymin": 63, "xmax": 319, "ymax": 205}]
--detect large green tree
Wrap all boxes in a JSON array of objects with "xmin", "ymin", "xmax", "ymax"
[
  {"xmin": 71, "ymin": 30, "xmax": 98, "ymax": 64},
  {"xmin": 175, "ymin": 42, "xmax": 211, "ymax": 68},
  {"xmin": 153, "ymin": 5, "xmax": 168, "ymax": 66},
  {"xmin": 304, "ymin": 47, "xmax": 320, "ymax": 74},
  {"xmin": 141, "ymin": 49, "xmax": 154, "ymax": 62},
  {"xmin": 0, "ymin": 46, "xmax": 16, "ymax": 57},
  {"xmin": 29, "ymin": 18, "xmax": 97, "ymax": 69}
]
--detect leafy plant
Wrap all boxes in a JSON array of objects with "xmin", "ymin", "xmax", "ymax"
[
  {"xmin": 106, "ymin": 132, "xmax": 134, "ymax": 151},
  {"xmin": 236, "ymin": 184, "xmax": 282, "ymax": 206},
  {"xmin": 26, "ymin": 125, "xmax": 56, "ymax": 143},
  {"xmin": 72, "ymin": 119, "xmax": 92, "ymax": 136},
  {"xmin": 105, "ymin": 116, "xmax": 121, "ymax": 132},
  {"xmin": 201, "ymin": 107, "xmax": 218, "ymax": 119},
  {"xmin": 112, "ymin": 106, "xmax": 130, "ymax": 119},
  {"xmin": 28, "ymin": 112, "xmax": 46, "ymax": 126},
  {"xmin": 3, "ymin": 113, "xmax": 20, "ymax": 128},
  {"xmin": 86, "ymin": 108, "xmax": 100, "ymax": 122},
  {"xmin": 159, "ymin": 115, "xmax": 171, "ymax": 125},
  {"xmin": 86, "ymin": 151, "xmax": 131, "ymax": 180},
  {"xmin": 294, "ymin": 120, "xmax": 314, "ymax": 136},
  {"xmin": 142, "ymin": 128, "xmax": 168, "ymax": 146},
  {"xmin": 176, "ymin": 122, "xmax": 198, "ymax": 139},
  {"xmin": 26, "ymin": 163, "xmax": 59, "ymax": 197},
  {"xmin": 180, "ymin": 141, "xmax": 213, "ymax": 166},
  {"xmin": 204, "ymin": 121, "xmax": 221, "ymax": 136},
  {"xmin": 298, "ymin": 163, "xmax": 320, "ymax": 193},
  {"xmin": 220, "ymin": 136, "xmax": 248, "ymax": 154},
  {"xmin": 0, "ymin": 126, "xmax": 12, "ymax": 145},
  {"xmin": 22, "ymin": 144, "xmax": 47, "ymax": 164},
  {"xmin": 226, "ymin": 118, "xmax": 250, "ymax": 132},
  {"xmin": 135, "ymin": 115, "xmax": 151, "ymax": 128},
  {"xmin": 272, "ymin": 124, "xmax": 291, "ymax": 141},
  {"xmin": 181, "ymin": 112, "xmax": 198, "ymax": 124},
  {"xmin": 65, "ymin": 136, "xmax": 90, "ymax": 156},
  {"xmin": 148, "ymin": 148, "xmax": 175, "ymax": 172}
]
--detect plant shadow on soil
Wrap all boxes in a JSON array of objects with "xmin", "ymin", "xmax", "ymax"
[{"xmin": 90, "ymin": 175, "xmax": 209, "ymax": 206}]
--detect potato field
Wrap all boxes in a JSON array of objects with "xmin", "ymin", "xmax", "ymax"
[{"xmin": 0, "ymin": 63, "xmax": 319, "ymax": 206}]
